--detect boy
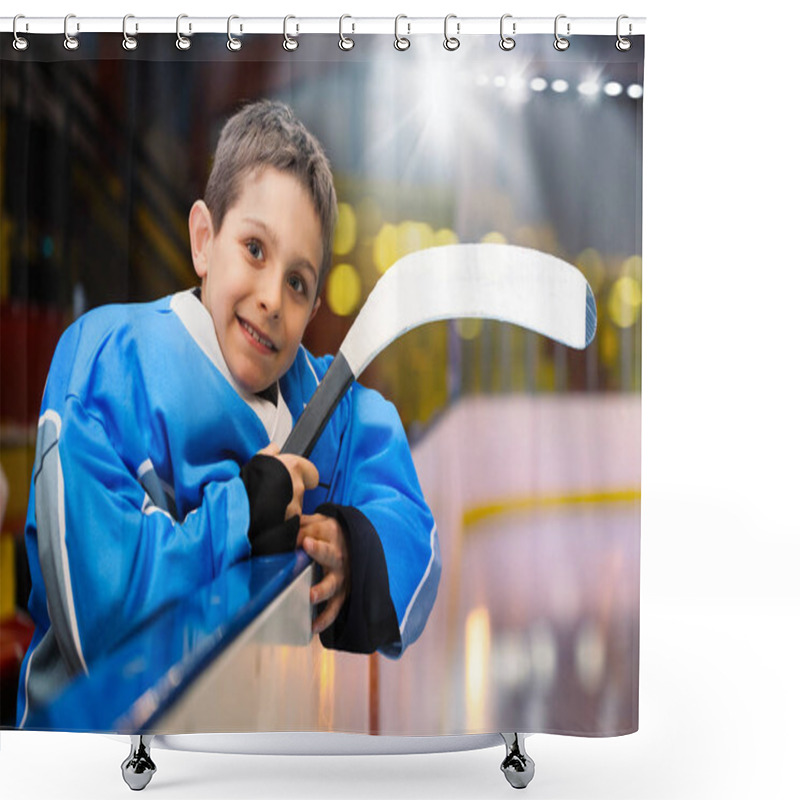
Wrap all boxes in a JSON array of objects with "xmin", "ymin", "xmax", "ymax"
[{"xmin": 17, "ymin": 100, "xmax": 440, "ymax": 726}]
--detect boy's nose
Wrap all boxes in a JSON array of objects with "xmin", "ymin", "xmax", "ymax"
[{"xmin": 257, "ymin": 270, "xmax": 282, "ymax": 317}]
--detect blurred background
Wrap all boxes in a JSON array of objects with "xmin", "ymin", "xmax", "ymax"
[{"xmin": 0, "ymin": 33, "xmax": 643, "ymax": 734}]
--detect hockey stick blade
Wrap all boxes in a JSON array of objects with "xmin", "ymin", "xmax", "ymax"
[{"xmin": 283, "ymin": 243, "xmax": 597, "ymax": 457}]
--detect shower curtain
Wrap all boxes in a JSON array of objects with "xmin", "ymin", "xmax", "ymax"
[{"xmin": 0, "ymin": 21, "xmax": 644, "ymax": 739}]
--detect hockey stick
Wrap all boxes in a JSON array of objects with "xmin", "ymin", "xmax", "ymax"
[{"xmin": 283, "ymin": 243, "xmax": 597, "ymax": 457}]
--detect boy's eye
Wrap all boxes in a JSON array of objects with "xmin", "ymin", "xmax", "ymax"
[
  {"xmin": 246, "ymin": 240, "xmax": 263, "ymax": 259},
  {"xmin": 288, "ymin": 274, "xmax": 307, "ymax": 296}
]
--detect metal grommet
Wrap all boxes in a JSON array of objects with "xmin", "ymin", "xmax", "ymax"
[
  {"xmin": 12, "ymin": 15, "xmax": 29, "ymax": 51},
  {"xmin": 176, "ymin": 14, "xmax": 191, "ymax": 50},
  {"xmin": 283, "ymin": 15, "xmax": 298, "ymax": 51},
  {"xmin": 500, "ymin": 14, "xmax": 515, "ymax": 51},
  {"xmin": 338, "ymin": 14, "xmax": 354, "ymax": 51},
  {"xmin": 63, "ymin": 13, "xmax": 79, "ymax": 51},
  {"xmin": 227, "ymin": 15, "xmax": 242, "ymax": 51},
  {"xmin": 553, "ymin": 14, "xmax": 570, "ymax": 51},
  {"xmin": 122, "ymin": 14, "xmax": 138, "ymax": 51},
  {"xmin": 394, "ymin": 14, "xmax": 410, "ymax": 51},
  {"xmin": 616, "ymin": 14, "xmax": 632, "ymax": 51},
  {"xmin": 443, "ymin": 14, "xmax": 460, "ymax": 51}
]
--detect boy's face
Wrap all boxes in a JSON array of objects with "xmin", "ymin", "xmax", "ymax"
[{"xmin": 190, "ymin": 167, "xmax": 323, "ymax": 395}]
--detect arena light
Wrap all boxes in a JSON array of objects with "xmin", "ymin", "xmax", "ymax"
[
  {"xmin": 604, "ymin": 81, "xmax": 624, "ymax": 97},
  {"xmin": 551, "ymin": 79, "xmax": 569, "ymax": 94},
  {"xmin": 530, "ymin": 77, "xmax": 548, "ymax": 92},
  {"xmin": 627, "ymin": 83, "xmax": 644, "ymax": 100},
  {"xmin": 506, "ymin": 73, "xmax": 529, "ymax": 106}
]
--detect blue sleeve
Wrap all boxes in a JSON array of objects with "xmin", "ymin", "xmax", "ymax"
[
  {"xmin": 32, "ymin": 393, "xmax": 252, "ymax": 675},
  {"xmin": 320, "ymin": 383, "xmax": 441, "ymax": 659}
]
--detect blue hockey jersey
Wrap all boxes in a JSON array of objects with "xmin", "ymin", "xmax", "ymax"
[{"xmin": 17, "ymin": 290, "xmax": 440, "ymax": 726}]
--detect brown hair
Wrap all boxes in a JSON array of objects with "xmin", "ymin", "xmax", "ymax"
[{"xmin": 204, "ymin": 100, "xmax": 338, "ymax": 293}]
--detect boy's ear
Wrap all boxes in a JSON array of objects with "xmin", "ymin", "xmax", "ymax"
[
  {"xmin": 309, "ymin": 296, "xmax": 322, "ymax": 322},
  {"xmin": 188, "ymin": 200, "xmax": 214, "ymax": 279}
]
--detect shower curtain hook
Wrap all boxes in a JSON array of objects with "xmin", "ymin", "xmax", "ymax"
[
  {"xmin": 227, "ymin": 15, "xmax": 242, "ymax": 51},
  {"xmin": 616, "ymin": 15, "xmax": 632, "ymax": 51},
  {"xmin": 339, "ymin": 14, "xmax": 355, "ymax": 50},
  {"xmin": 283, "ymin": 15, "xmax": 299, "ymax": 51},
  {"xmin": 554, "ymin": 14, "xmax": 570, "ymax": 51},
  {"xmin": 444, "ymin": 14, "xmax": 460, "ymax": 51},
  {"xmin": 394, "ymin": 15, "xmax": 410, "ymax": 50},
  {"xmin": 122, "ymin": 15, "xmax": 138, "ymax": 51},
  {"xmin": 12, "ymin": 15, "xmax": 29, "ymax": 51},
  {"xmin": 176, "ymin": 14, "xmax": 191, "ymax": 50},
  {"xmin": 63, "ymin": 13, "xmax": 80, "ymax": 51},
  {"xmin": 500, "ymin": 14, "xmax": 516, "ymax": 51}
]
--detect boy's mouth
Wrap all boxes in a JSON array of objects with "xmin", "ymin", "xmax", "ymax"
[{"xmin": 238, "ymin": 316, "xmax": 278, "ymax": 352}]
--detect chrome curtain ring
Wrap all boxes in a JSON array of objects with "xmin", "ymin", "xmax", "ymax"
[
  {"xmin": 63, "ymin": 13, "xmax": 79, "ymax": 51},
  {"xmin": 553, "ymin": 14, "xmax": 570, "ymax": 51},
  {"xmin": 339, "ymin": 14, "xmax": 354, "ymax": 50},
  {"xmin": 227, "ymin": 15, "xmax": 242, "ymax": 51},
  {"xmin": 283, "ymin": 15, "xmax": 299, "ymax": 51},
  {"xmin": 122, "ymin": 14, "xmax": 138, "ymax": 51},
  {"xmin": 500, "ymin": 14, "xmax": 516, "ymax": 51},
  {"xmin": 394, "ymin": 14, "xmax": 410, "ymax": 51},
  {"xmin": 176, "ymin": 14, "xmax": 191, "ymax": 50},
  {"xmin": 444, "ymin": 14, "xmax": 460, "ymax": 51},
  {"xmin": 12, "ymin": 15, "xmax": 29, "ymax": 51},
  {"xmin": 616, "ymin": 15, "xmax": 632, "ymax": 51}
]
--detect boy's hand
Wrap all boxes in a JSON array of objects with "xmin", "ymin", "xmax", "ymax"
[
  {"xmin": 296, "ymin": 514, "xmax": 351, "ymax": 635},
  {"xmin": 259, "ymin": 443, "xmax": 319, "ymax": 520}
]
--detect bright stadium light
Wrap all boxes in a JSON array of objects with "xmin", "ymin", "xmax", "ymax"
[
  {"xmin": 577, "ymin": 80, "xmax": 601, "ymax": 97},
  {"xmin": 530, "ymin": 77, "xmax": 548, "ymax": 92},
  {"xmin": 604, "ymin": 81, "xmax": 624, "ymax": 97},
  {"xmin": 506, "ymin": 74, "xmax": 529, "ymax": 106}
]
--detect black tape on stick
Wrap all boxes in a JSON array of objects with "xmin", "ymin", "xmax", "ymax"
[{"xmin": 282, "ymin": 351, "xmax": 355, "ymax": 458}]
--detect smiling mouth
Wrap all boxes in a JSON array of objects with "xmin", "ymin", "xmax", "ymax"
[{"xmin": 238, "ymin": 317, "xmax": 278, "ymax": 352}]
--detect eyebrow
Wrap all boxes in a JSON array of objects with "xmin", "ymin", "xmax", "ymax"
[{"xmin": 242, "ymin": 217, "xmax": 319, "ymax": 289}]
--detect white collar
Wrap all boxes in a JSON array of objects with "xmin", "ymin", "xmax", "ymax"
[{"xmin": 169, "ymin": 290, "xmax": 293, "ymax": 448}]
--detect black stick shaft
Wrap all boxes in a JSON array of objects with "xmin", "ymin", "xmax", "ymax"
[{"xmin": 281, "ymin": 351, "xmax": 355, "ymax": 457}]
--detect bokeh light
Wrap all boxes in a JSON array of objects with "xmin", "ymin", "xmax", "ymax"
[
  {"xmin": 620, "ymin": 254, "xmax": 642, "ymax": 280},
  {"xmin": 574, "ymin": 620, "xmax": 606, "ymax": 694},
  {"xmin": 608, "ymin": 275, "xmax": 642, "ymax": 329},
  {"xmin": 530, "ymin": 77, "xmax": 548, "ymax": 92},
  {"xmin": 456, "ymin": 318, "xmax": 484, "ymax": 340},
  {"xmin": 434, "ymin": 227, "xmax": 459, "ymax": 247},
  {"xmin": 332, "ymin": 202, "xmax": 357, "ymax": 256},
  {"xmin": 397, "ymin": 220, "xmax": 435, "ymax": 258},
  {"xmin": 627, "ymin": 83, "xmax": 644, "ymax": 99},
  {"xmin": 326, "ymin": 262, "xmax": 362, "ymax": 316},
  {"xmin": 466, "ymin": 606, "xmax": 491, "ymax": 730},
  {"xmin": 599, "ymin": 325, "xmax": 619, "ymax": 367},
  {"xmin": 373, "ymin": 223, "xmax": 399, "ymax": 274}
]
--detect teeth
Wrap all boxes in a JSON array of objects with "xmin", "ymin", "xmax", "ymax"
[{"xmin": 242, "ymin": 319, "xmax": 276, "ymax": 350}]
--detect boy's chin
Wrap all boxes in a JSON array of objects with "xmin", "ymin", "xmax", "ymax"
[
  {"xmin": 233, "ymin": 370, "xmax": 277, "ymax": 397},
  {"xmin": 243, "ymin": 379, "xmax": 275, "ymax": 396}
]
